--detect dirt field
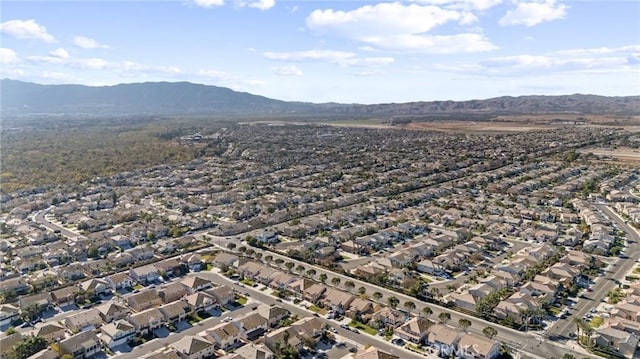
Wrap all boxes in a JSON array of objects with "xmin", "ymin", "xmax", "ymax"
[{"xmin": 578, "ymin": 147, "xmax": 640, "ymax": 163}]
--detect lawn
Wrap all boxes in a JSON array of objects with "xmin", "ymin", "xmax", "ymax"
[
  {"xmin": 349, "ymin": 320, "xmax": 378, "ymax": 336},
  {"xmin": 237, "ymin": 296, "xmax": 248, "ymax": 305},
  {"xmin": 590, "ymin": 316, "xmax": 604, "ymax": 328},
  {"xmin": 241, "ymin": 278, "xmax": 255, "ymax": 286},
  {"xmin": 309, "ymin": 305, "xmax": 328, "ymax": 315}
]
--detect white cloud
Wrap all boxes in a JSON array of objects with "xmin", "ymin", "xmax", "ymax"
[
  {"xmin": 436, "ymin": 44, "xmax": 639, "ymax": 76},
  {"xmin": 0, "ymin": 48, "xmax": 19, "ymax": 64},
  {"xmin": 307, "ymin": 3, "xmax": 461, "ymax": 38},
  {"xmin": 306, "ymin": 2, "xmax": 496, "ymax": 54},
  {"xmin": 0, "ymin": 19, "xmax": 55, "ymax": 42},
  {"xmin": 271, "ymin": 65, "xmax": 303, "ymax": 76},
  {"xmin": 499, "ymin": 0, "xmax": 568, "ymax": 27},
  {"xmin": 41, "ymin": 71, "xmax": 75, "ymax": 82},
  {"xmin": 198, "ymin": 69, "xmax": 265, "ymax": 89},
  {"xmin": 248, "ymin": 0, "xmax": 275, "ymax": 10},
  {"xmin": 411, "ymin": 0, "xmax": 502, "ymax": 11},
  {"xmin": 193, "ymin": 0, "xmax": 224, "ymax": 7},
  {"xmin": 263, "ymin": 50, "xmax": 394, "ymax": 67},
  {"xmin": 73, "ymin": 36, "xmax": 109, "ymax": 49},
  {"xmin": 50, "ymin": 48, "xmax": 69, "ymax": 59},
  {"xmin": 362, "ymin": 33, "xmax": 497, "ymax": 53}
]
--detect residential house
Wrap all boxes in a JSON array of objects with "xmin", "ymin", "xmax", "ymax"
[
  {"xmin": 0, "ymin": 304, "xmax": 19, "ymax": 327},
  {"xmin": 181, "ymin": 276, "xmax": 213, "ymax": 293},
  {"xmin": 426, "ymin": 324, "xmax": 461, "ymax": 356},
  {"xmin": 35, "ymin": 323, "xmax": 66, "ymax": 343},
  {"xmin": 105, "ymin": 273, "xmax": 134, "ymax": 291},
  {"xmin": 593, "ymin": 327, "xmax": 639, "ymax": 359},
  {"xmin": 449, "ymin": 292, "xmax": 478, "ymax": 312},
  {"xmin": 206, "ymin": 322, "xmax": 242, "ymax": 350},
  {"xmin": 18, "ymin": 292, "xmax": 52, "ymax": 314},
  {"xmin": 612, "ymin": 302, "xmax": 640, "ymax": 322},
  {"xmin": 346, "ymin": 298, "xmax": 375, "ymax": 321},
  {"xmin": 257, "ymin": 305, "xmax": 290, "ymax": 328},
  {"xmin": 264, "ymin": 327, "xmax": 302, "ymax": 353},
  {"xmin": 0, "ymin": 277, "xmax": 29, "ymax": 296},
  {"xmin": 100, "ymin": 320, "xmax": 137, "ymax": 349},
  {"xmin": 159, "ymin": 301, "xmax": 191, "ymax": 325},
  {"xmin": 395, "ymin": 317, "xmax": 434, "ymax": 343},
  {"xmin": 321, "ymin": 288, "xmax": 355, "ymax": 314},
  {"xmin": 129, "ymin": 264, "xmax": 160, "ymax": 284},
  {"xmin": 0, "ymin": 333, "xmax": 23, "ymax": 359},
  {"xmin": 79, "ymin": 279, "xmax": 111, "ymax": 296},
  {"xmin": 303, "ymin": 283, "xmax": 327, "ymax": 304},
  {"xmin": 95, "ymin": 301, "xmax": 130, "ymax": 323},
  {"xmin": 206, "ymin": 285, "xmax": 235, "ymax": 307},
  {"xmin": 170, "ymin": 335, "xmax": 216, "ymax": 359},
  {"xmin": 211, "ymin": 252, "xmax": 239, "ymax": 269},
  {"xmin": 287, "ymin": 278, "xmax": 315, "ymax": 298},
  {"xmin": 234, "ymin": 343, "xmax": 274, "ymax": 359},
  {"xmin": 180, "ymin": 254, "xmax": 204, "ymax": 272},
  {"xmin": 183, "ymin": 292, "xmax": 216, "ymax": 313},
  {"xmin": 158, "ymin": 282, "xmax": 190, "ymax": 304},
  {"xmin": 369, "ymin": 307, "xmax": 405, "ymax": 329},
  {"xmin": 61, "ymin": 263, "xmax": 87, "ymax": 282},
  {"xmin": 58, "ymin": 331, "xmax": 102, "ymax": 359},
  {"xmin": 127, "ymin": 289, "xmax": 163, "ymax": 312},
  {"xmin": 64, "ymin": 308, "xmax": 104, "ymax": 333},
  {"xmin": 128, "ymin": 308, "xmax": 166, "ymax": 336},
  {"xmin": 456, "ymin": 333, "xmax": 500, "ymax": 359},
  {"xmin": 154, "ymin": 258, "xmax": 187, "ymax": 278},
  {"xmin": 354, "ymin": 346, "xmax": 399, "ymax": 359},
  {"xmin": 236, "ymin": 312, "xmax": 269, "ymax": 340},
  {"xmin": 51, "ymin": 286, "xmax": 81, "ymax": 308}
]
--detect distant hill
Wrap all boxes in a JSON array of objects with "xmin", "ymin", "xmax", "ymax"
[{"xmin": 2, "ymin": 79, "xmax": 639, "ymax": 117}]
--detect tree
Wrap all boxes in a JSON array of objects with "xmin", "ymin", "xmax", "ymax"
[
  {"xmin": 331, "ymin": 277, "xmax": 341, "ymax": 286},
  {"xmin": 275, "ymin": 258, "xmax": 284, "ymax": 266},
  {"xmin": 345, "ymin": 280, "xmax": 356, "ymax": 292},
  {"xmin": 373, "ymin": 292, "xmax": 383, "ymax": 301},
  {"xmin": 483, "ymin": 326, "xmax": 498, "ymax": 339},
  {"xmin": 422, "ymin": 306, "xmax": 433, "ymax": 318},
  {"xmin": 239, "ymin": 246, "xmax": 247, "ymax": 253},
  {"xmin": 561, "ymin": 354, "xmax": 576, "ymax": 359},
  {"xmin": 285, "ymin": 262, "xmax": 295, "ymax": 272},
  {"xmin": 4, "ymin": 327, "xmax": 16, "ymax": 335},
  {"xmin": 11, "ymin": 336, "xmax": 47, "ymax": 359},
  {"xmin": 458, "ymin": 318, "xmax": 472, "ymax": 332},
  {"xmin": 264, "ymin": 255, "xmax": 273, "ymax": 263},
  {"xmin": 438, "ymin": 312, "xmax": 451, "ymax": 324},
  {"xmin": 319, "ymin": 273, "xmax": 328, "ymax": 283},
  {"xmin": 387, "ymin": 296, "xmax": 399, "ymax": 309},
  {"xmin": 307, "ymin": 269, "xmax": 316, "ymax": 277},
  {"xmin": 296, "ymin": 264, "xmax": 305, "ymax": 274},
  {"xmin": 358, "ymin": 286, "xmax": 366, "ymax": 295},
  {"xmin": 87, "ymin": 245, "xmax": 99, "ymax": 259},
  {"xmin": 404, "ymin": 301, "xmax": 416, "ymax": 311}
]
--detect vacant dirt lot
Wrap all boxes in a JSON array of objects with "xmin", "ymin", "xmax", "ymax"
[{"xmin": 579, "ymin": 147, "xmax": 640, "ymax": 163}]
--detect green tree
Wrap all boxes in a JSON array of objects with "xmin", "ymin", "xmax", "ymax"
[
  {"xmin": 404, "ymin": 301, "xmax": 416, "ymax": 312},
  {"xmin": 387, "ymin": 296, "xmax": 399, "ymax": 309},
  {"xmin": 306, "ymin": 269, "xmax": 316, "ymax": 277},
  {"xmin": 438, "ymin": 312, "xmax": 451, "ymax": 324},
  {"xmin": 285, "ymin": 262, "xmax": 295, "ymax": 272},
  {"xmin": 483, "ymin": 326, "xmax": 498, "ymax": 339},
  {"xmin": 11, "ymin": 336, "xmax": 47, "ymax": 359},
  {"xmin": 422, "ymin": 306, "xmax": 433, "ymax": 318},
  {"xmin": 319, "ymin": 273, "xmax": 327, "ymax": 283},
  {"xmin": 345, "ymin": 280, "xmax": 356, "ymax": 292},
  {"xmin": 373, "ymin": 292, "xmax": 383, "ymax": 301},
  {"xmin": 458, "ymin": 318, "xmax": 472, "ymax": 332},
  {"xmin": 87, "ymin": 245, "xmax": 99, "ymax": 259},
  {"xmin": 358, "ymin": 286, "xmax": 366, "ymax": 296},
  {"xmin": 331, "ymin": 277, "xmax": 341, "ymax": 286}
]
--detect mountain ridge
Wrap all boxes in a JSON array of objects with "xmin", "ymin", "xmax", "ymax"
[{"xmin": 2, "ymin": 79, "xmax": 639, "ymax": 117}]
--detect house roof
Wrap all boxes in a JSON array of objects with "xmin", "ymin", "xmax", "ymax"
[
  {"xmin": 180, "ymin": 275, "xmax": 212, "ymax": 290},
  {"xmin": 171, "ymin": 335, "xmax": 214, "ymax": 355},
  {"xmin": 457, "ymin": 333, "xmax": 498, "ymax": 357},
  {"xmin": 59, "ymin": 331, "xmax": 100, "ymax": 354},
  {"xmin": 427, "ymin": 324, "xmax": 460, "ymax": 346},
  {"xmin": 238, "ymin": 312, "xmax": 268, "ymax": 330},
  {"xmin": 35, "ymin": 323, "xmax": 65, "ymax": 337},
  {"xmin": 209, "ymin": 322, "xmax": 241, "ymax": 341},
  {"xmin": 95, "ymin": 301, "xmax": 130, "ymax": 317},
  {"xmin": 101, "ymin": 320, "xmax": 135, "ymax": 338},
  {"xmin": 129, "ymin": 308, "xmax": 164, "ymax": 327},
  {"xmin": 234, "ymin": 343, "xmax": 274, "ymax": 359},
  {"xmin": 354, "ymin": 346, "xmax": 399, "ymax": 359}
]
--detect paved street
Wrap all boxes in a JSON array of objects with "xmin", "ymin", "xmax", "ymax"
[
  {"xmin": 207, "ymin": 235, "xmax": 601, "ymax": 359},
  {"xmin": 547, "ymin": 204, "xmax": 640, "ymax": 338}
]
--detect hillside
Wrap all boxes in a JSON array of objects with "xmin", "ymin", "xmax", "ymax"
[{"xmin": 1, "ymin": 79, "xmax": 639, "ymax": 117}]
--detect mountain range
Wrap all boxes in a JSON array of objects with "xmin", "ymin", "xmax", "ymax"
[{"xmin": 2, "ymin": 79, "xmax": 639, "ymax": 117}]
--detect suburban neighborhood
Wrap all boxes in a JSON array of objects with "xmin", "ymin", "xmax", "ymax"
[{"xmin": 1, "ymin": 123, "xmax": 639, "ymax": 359}]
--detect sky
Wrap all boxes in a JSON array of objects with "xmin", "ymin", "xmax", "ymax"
[{"xmin": 1, "ymin": 0, "xmax": 639, "ymax": 104}]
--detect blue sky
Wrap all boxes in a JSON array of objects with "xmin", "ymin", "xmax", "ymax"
[{"xmin": 1, "ymin": 0, "xmax": 638, "ymax": 103}]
